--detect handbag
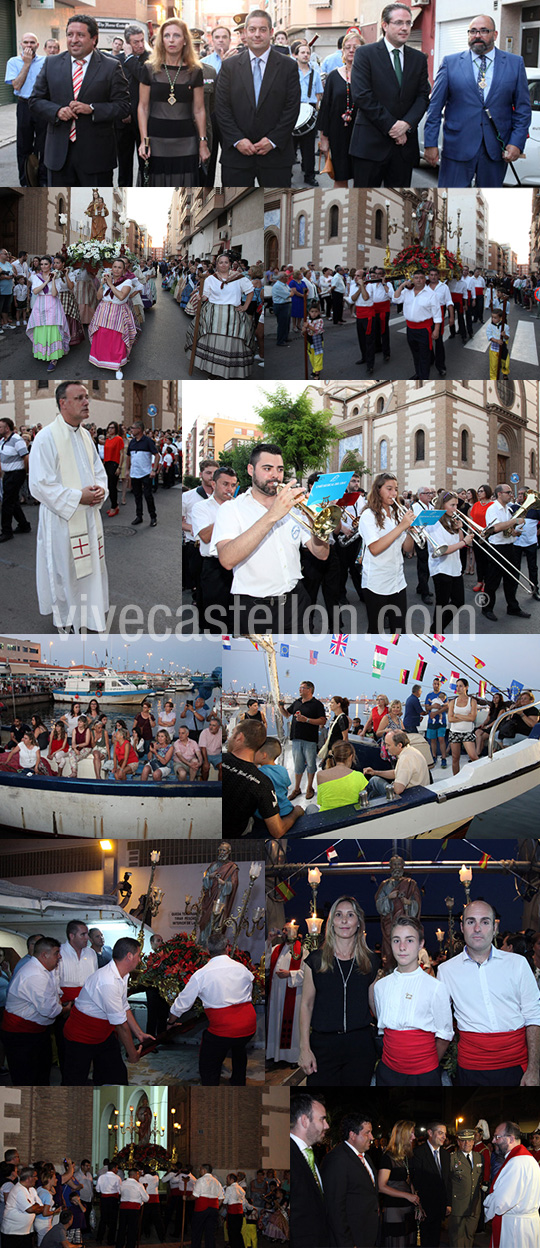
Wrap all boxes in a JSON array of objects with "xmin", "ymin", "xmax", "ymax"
[{"xmin": 319, "ymin": 150, "xmax": 334, "ymax": 177}]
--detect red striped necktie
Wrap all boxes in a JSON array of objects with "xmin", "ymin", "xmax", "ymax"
[{"xmin": 70, "ymin": 58, "xmax": 85, "ymax": 142}]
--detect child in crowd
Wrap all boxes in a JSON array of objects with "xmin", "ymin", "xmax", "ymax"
[
  {"xmin": 302, "ymin": 302, "xmax": 324, "ymax": 379},
  {"xmin": 13, "ymin": 276, "xmax": 28, "ymax": 326},
  {"xmin": 486, "ymin": 307, "xmax": 510, "ymax": 378},
  {"xmin": 254, "ymin": 737, "xmax": 303, "ymax": 832}
]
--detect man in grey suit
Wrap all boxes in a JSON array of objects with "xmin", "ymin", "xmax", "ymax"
[
  {"xmin": 30, "ymin": 14, "xmax": 130, "ymax": 186},
  {"xmin": 448, "ymin": 1129, "xmax": 484, "ymax": 1247}
]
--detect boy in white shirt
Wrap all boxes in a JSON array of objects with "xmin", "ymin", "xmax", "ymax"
[{"xmin": 371, "ymin": 916, "xmax": 453, "ymax": 1085}]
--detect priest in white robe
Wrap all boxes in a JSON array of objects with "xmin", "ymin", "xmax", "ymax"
[
  {"xmin": 484, "ymin": 1121, "xmax": 540, "ymax": 1248},
  {"xmin": 266, "ymin": 931, "xmax": 305, "ymax": 1064},
  {"xmin": 28, "ymin": 382, "xmax": 109, "ymax": 632}
]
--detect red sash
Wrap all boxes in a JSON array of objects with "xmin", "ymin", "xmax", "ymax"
[
  {"xmin": 2, "ymin": 1009, "xmax": 47, "ymax": 1034},
  {"xmin": 120, "ymin": 1203, "xmax": 140, "ymax": 1210},
  {"xmin": 406, "ymin": 318, "xmax": 433, "ymax": 349},
  {"xmin": 64, "ymin": 1004, "xmax": 115, "ymax": 1044},
  {"xmin": 458, "ymin": 1026, "xmax": 527, "ymax": 1070},
  {"xmin": 227, "ymin": 1204, "xmax": 244, "ymax": 1216},
  {"xmin": 475, "ymin": 286, "xmax": 484, "ymax": 296},
  {"xmin": 355, "ymin": 305, "xmax": 376, "ymax": 333},
  {"xmin": 100, "ymin": 1194, "xmax": 119, "ymax": 1201},
  {"xmin": 61, "ymin": 986, "xmax": 82, "ymax": 1004},
  {"xmin": 382, "ymin": 1028, "xmax": 439, "ymax": 1074},
  {"xmin": 205, "ymin": 1002, "xmax": 256, "ymax": 1037},
  {"xmin": 488, "ymin": 1144, "xmax": 532, "ymax": 1248},
  {"xmin": 147, "ymin": 1195, "xmax": 159, "ymax": 1203},
  {"xmin": 194, "ymin": 1197, "xmax": 219, "ymax": 1212},
  {"xmin": 373, "ymin": 301, "xmax": 390, "ymax": 333},
  {"xmin": 451, "ymin": 293, "xmax": 464, "ymax": 309}
]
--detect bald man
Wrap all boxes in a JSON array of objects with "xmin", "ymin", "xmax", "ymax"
[{"xmin": 5, "ymin": 33, "xmax": 46, "ymax": 184}]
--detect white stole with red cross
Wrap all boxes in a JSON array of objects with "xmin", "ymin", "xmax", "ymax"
[{"xmin": 50, "ymin": 414, "xmax": 105, "ymax": 580}]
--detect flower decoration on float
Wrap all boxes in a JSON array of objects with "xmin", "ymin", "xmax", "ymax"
[{"xmin": 137, "ymin": 930, "xmax": 264, "ymax": 1004}]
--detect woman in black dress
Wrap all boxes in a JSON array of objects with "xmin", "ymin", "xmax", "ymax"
[
  {"xmin": 137, "ymin": 19, "xmax": 209, "ymax": 186},
  {"xmin": 318, "ymin": 27, "xmax": 364, "ymax": 186},
  {"xmin": 378, "ymin": 1120, "xmax": 421, "ymax": 1247},
  {"xmin": 298, "ymin": 895, "xmax": 380, "ymax": 1085}
]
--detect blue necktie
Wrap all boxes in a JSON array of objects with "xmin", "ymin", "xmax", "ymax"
[
  {"xmin": 252, "ymin": 56, "xmax": 263, "ymax": 104},
  {"xmin": 477, "ymin": 54, "xmax": 487, "ymax": 99}
]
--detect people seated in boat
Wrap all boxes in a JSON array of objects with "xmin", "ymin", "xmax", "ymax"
[
  {"xmin": 66, "ymin": 715, "xmax": 93, "ymax": 779},
  {"xmin": 141, "ymin": 730, "xmax": 174, "ymax": 782},
  {"xmin": 46, "ymin": 720, "xmax": 70, "ymax": 774},
  {"xmin": 60, "ymin": 701, "xmax": 83, "ymax": 736},
  {"xmin": 113, "ymin": 727, "xmax": 140, "ymax": 781},
  {"xmin": 91, "ymin": 720, "xmax": 112, "ymax": 779},
  {"xmin": 30, "ymin": 715, "xmax": 50, "ymax": 752},
  {"xmin": 158, "ymin": 699, "xmax": 177, "ymax": 735},
  {"xmin": 130, "ymin": 725, "xmax": 146, "ymax": 756},
  {"xmin": 503, "ymin": 690, "xmax": 540, "ymax": 744},
  {"xmin": 222, "ymin": 720, "xmax": 302, "ymax": 840},
  {"xmin": 172, "ymin": 726, "xmax": 203, "ymax": 781},
  {"xmin": 7, "ymin": 716, "xmax": 30, "ymax": 748},
  {"xmin": 0, "ymin": 729, "xmax": 53, "ymax": 776},
  {"xmin": 475, "ymin": 690, "xmax": 508, "ymax": 756},
  {"xmin": 199, "ymin": 715, "xmax": 223, "ymax": 781},
  {"xmin": 84, "ymin": 697, "xmax": 102, "ymax": 729},
  {"xmin": 254, "ymin": 736, "xmax": 304, "ymax": 833},
  {"xmin": 351, "ymin": 716, "xmax": 363, "ymax": 735},
  {"xmin": 363, "ymin": 730, "xmax": 431, "ymax": 799},
  {"xmin": 359, "ymin": 694, "xmax": 389, "ymax": 739},
  {"xmin": 133, "ymin": 700, "xmax": 156, "ymax": 756},
  {"xmin": 314, "ymin": 742, "xmax": 369, "ymax": 812}
]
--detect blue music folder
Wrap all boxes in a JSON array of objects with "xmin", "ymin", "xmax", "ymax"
[
  {"xmin": 307, "ymin": 472, "xmax": 353, "ymax": 505},
  {"xmin": 411, "ymin": 509, "xmax": 445, "ymax": 527}
]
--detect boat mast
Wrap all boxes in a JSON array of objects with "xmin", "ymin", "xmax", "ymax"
[{"xmin": 248, "ymin": 634, "xmax": 284, "ymax": 742}]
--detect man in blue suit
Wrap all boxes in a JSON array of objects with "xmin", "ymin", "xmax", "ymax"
[{"xmin": 424, "ymin": 14, "xmax": 531, "ymax": 186}]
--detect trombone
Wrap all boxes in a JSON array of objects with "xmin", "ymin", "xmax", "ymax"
[{"xmin": 444, "ymin": 497, "xmax": 540, "ymax": 597}]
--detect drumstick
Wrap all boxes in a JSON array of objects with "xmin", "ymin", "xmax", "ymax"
[
  {"xmin": 188, "ymin": 274, "xmax": 205, "ymax": 376},
  {"xmin": 303, "ymin": 289, "xmax": 308, "ymax": 380}
]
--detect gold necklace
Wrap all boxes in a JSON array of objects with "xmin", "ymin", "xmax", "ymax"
[{"xmin": 164, "ymin": 61, "xmax": 182, "ymax": 106}]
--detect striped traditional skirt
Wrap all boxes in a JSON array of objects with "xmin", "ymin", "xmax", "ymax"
[
  {"xmin": 184, "ymin": 301, "xmax": 255, "ymax": 379},
  {"xmin": 26, "ymin": 293, "xmax": 70, "ymax": 361},
  {"xmin": 88, "ymin": 300, "xmax": 137, "ymax": 370},
  {"xmin": 59, "ymin": 289, "xmax": 85, "ymax": 346}
]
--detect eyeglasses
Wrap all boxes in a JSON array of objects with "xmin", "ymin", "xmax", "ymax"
[{"xmin": 468, "ymin": 27, "xmax": 493, "ymax": 35}]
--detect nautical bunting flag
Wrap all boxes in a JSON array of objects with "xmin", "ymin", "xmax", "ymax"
[
  {"xmin": 478, "ymin": 679, "xmax": 487, "ymax": 698},
  {"xmin": 510, "ymin": 679, "xmax": 524, "ymax": 700},
  {"xmin": 326, "ymin": 846, "xmax": 338, "ymax": 863},
  {"xmin": 399, "ymin": 669, "xmax": 410, "ymax": 685},
  {"xmin": 275, "ymin": 879, "xmax": 296, "ymax": 901},
  {"xmin": 390, "ymin": 632, "xmax": 400, "ymax": 645},
  {"xmin": 330, "ymin": 634, "xmax": 349, "ymax": 656},
  {"xmin": 249, "ymin": 639, "xmax": 259, "ymax": 650},
  {"xmin": 449, "ymin": 671, "xmax": 460, "ymax": 693},
  {"xmin": 309, "ymin": 650, "xmax": 318, "ymax": 665},
  {"xmin": 349, "ymin": 657, "xmax": 358, "ymax": 668},
  {"xmin": 438, "ymin": 673, "xmax": 448, "ymax": 684},
  {"xmin": 473, "ymin": 655, "xmax": 486, "ymax": 670},
  {"xmin": 413, "ymin": 656, "xmax": 427, "ymax": 681},
  {"xmin": 223, "ymin": 636, "xmax": 231, "ymax": 650},
  {"xmin": 431, "ymin": 635, "xmax": 445, "ymax": 653},
  {"xmin": 372, "ymin": 644, "xmax": 388, "ymax": 679},
  {"xmin": 280, "ymin": 644, "xmax": 290, "ymax": 657},
  {"xmin": 479, "ymin": 852, "xmax": 490, "ymax": 869}
]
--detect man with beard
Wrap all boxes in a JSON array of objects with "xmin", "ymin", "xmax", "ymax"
[
  {"xmin": 210, "ymin": 443, "xmax": 329, "ymax": 632},
  {"xmin": 423, "ymin": 15, "xmax": 530, "ymax": 186},
  {"xmin": 484, "ymin": 1122, "xmax": 540, "ymax": 1246},
  {"xmin": 290, "ymin": 1093, "xmax": 330, "ymax": 1248}
]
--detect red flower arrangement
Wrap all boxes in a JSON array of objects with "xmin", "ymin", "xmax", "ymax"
[
  {"xmin": 115, "ymin": 1143, "xmax": 170, "ymax": 1170},
  {"xmin": 136, "ymin": 931, "xmax": 264, "ymax": 1006},
  {"xmin": 391, "ymin": 243, "xmax": 458, "ymax": 274}
]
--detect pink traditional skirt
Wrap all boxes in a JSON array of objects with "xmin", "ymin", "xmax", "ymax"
[{"xmin": 88, "ymin": 300, "xmax": 137, "ymax": 370}]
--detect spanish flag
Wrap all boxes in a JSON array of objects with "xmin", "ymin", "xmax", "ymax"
[
  {"xmin": 473, "ymin": 656, "xmax": 486, "ymax": 670},
  {"xmin": 478, "ymin": 680, "xmax": 487, "ymax": 698},
  {"xmin": 275, "ymin": 879, "xmax": 295, "ymax": 902},
  {"xmin": 479, "ymin": 853, "xmax": 490, "ymax": 869}
]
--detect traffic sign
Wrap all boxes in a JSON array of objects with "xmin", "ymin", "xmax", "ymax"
[
  {"xmin": 147, "ymin": 404, "xmax": 158, "ymax": 416},
  {"xmin": 534, "ymin": 287, "xmax": 540, "ymax": 302},
  {"xmin": 510, "ymin": 473, "xmax": 520, "ymax": 483}
]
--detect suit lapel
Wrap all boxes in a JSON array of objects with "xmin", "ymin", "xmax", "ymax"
[
  {"xmin": 490, "ymin": 47, "xmax": 503, "ymax": 96},
  {"xmin": 238, "ymin": 51, "xmax": 256, "ymax": 108},
  {"xmin": 59, "ymin": 51, "xmax": 76, "ymax": 101},
  {"xmin": 78, "ymin": 50, "xmax": 100, "ymax": 101},
  {"xmin": 463, "ymin": 47, "xmax": 480, "ymax": 93},
  {"xmin": 256, "ymin": 48, "xmax": 281, "ymax": 111}
]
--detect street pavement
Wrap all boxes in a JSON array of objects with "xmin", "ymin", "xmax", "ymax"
[
  {"xmin": 181, "ymin": 547, "xmax": 540, "ymax": 634},
  {"xmin": 265, "ymin": 300, "xmax": 540, "ymax": 381},
  {"xmin": 1, "ymin": 479, "xmax": 181, "ymax": 633},
  {"xmin": 0, "ymin": 285, "xmax": 250, "ymax": 381},
  {"xmin": 291, "ymin": 154, "xmax": 438, "ymax": 188}
]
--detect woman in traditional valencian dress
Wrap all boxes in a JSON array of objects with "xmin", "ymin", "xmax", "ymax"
[
  {"xmin": 26, "ymin": 255, "xmax": 70, "ymax": 373},
  {"xmin": 53, "ymin": 254, "xmax": 85, "ymax": 347},
  {"xmin": 185, "ymin": 255, "xmax": 255, "ymax": 378},
  {"xmin": 88, "ymin": 258, "xmax": 137, "ymax": 380}
]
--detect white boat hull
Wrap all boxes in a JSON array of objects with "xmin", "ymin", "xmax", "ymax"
[{"xmin": 52, "ymin": 691, "xmax": 152, "ymax": 706}]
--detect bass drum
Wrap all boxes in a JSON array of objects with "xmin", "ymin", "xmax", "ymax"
[{"xmin": 293, "ymin": 102, "xmax": 318, "ymax": 137}]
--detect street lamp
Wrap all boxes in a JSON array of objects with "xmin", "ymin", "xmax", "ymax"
[
  {"xmin": 448, "ymin": 207, "xmax": 463, "ymax": 265},
  {"xmin": 384, "ymin": 199, "xmax": 399, "ymax": 272}
]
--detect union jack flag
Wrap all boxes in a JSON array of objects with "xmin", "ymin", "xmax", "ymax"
[
  {"xmin": 349, "ymin": 657, "xmax": 358, "ymax": 668},
  {"xmin": 329, "ymin": 634, "xmax": 349, "ymax": 656}
]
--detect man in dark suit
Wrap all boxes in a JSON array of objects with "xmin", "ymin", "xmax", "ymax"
[
  {"xmin": 349, "ymin": 2, "xmax": 430, "ymax": 186},
  {"xmin": 116, "ymin": 24, "xmax": 149, "ymax": 186},
  {"xmin": 30, "ymin": 14, "xmax": 130, "ymax": 186},
  {"xmin": 290, "ymin": 1093, "xmax": 330, "ymax": 1248},
  {"xmin": 320, "ymin": 1113, "xmax": 380, "ymax": 1248},
  {"xmin": 214, "ymin": 8, "xmax": 300, "ymax": 187},
  {"xmin": 410, "ymin": 1121, "xmax": 452, "ymax": 1248}
]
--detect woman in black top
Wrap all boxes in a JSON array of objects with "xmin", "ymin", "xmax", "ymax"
[
  {"xmin": 323, "ymin": 695, "xmax": 350, "ymax": 754},
  {"xmin": 378, "ymin": 1120, "xmax": 420, "ymax": 1247},
  {"xmin": 475, "ymin": 690, "xmax": 507, "ymax": 756},
  {"xmin": 30, "ymin": 714, "xmax": 49, "ymax": 752},
  {"xmin": 137, "ymin": 19, "xmax": 209, "ymax": 186},
  {"xmin": 243, "ymin": 698, "xmax": 267, "ymax": 728},
  {"xmin": 299, "ymin": 895, "xmax": 379, "ymax": 1085}
]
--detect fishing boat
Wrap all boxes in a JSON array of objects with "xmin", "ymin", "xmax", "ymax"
[
  {"xmin": 167, "ymin": 672, "xmax": 194, "ymax": 693},
  {"xmin": 52, "ymin": 668, "xmax": 154, "ymax": 705},
  {"xmin": 0, "ymin": 771, "xmax": 221, "ymax": 839}
]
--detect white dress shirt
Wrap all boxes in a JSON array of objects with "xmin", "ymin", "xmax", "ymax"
[
  {"xmin": 74, "ymin": 958, "xmax": 129, "ymax": 1025},
  {"xmin": 191, "ymin": 494, "xmax": 222, "ymax": 557},
  {"xmin": 223, "ymin": 1182, "xmax": 251, "ymax": 1209},
  {"xmin": 485, "ymin": 500, "xmax": 517, "ymax": 547},
  {"xmin": 74, "ymin": 1170, "xmax": 94, "ymax": 1202},
  {"xmin": 345, "ymin": 1141, "xmax": 376, "ymax": 1184},
  {"xmin": 119, "ymin": 1179, "xmax": 148, "ymax": 1206},
  {"xmin": 71, "ymin": 51, "xmax": 94, "ymax": 83},
  {"xmin": 393, "ymin": 286, "xmax": 442, "ymax": 324},
  {"xmin": 384, "ymin": 36, "xmax": 404, "ymax": 72},
  {"xmin": 3, "ymin": 1186, "xmax": 43, "ymax": 1235},
  {"xmin": 170, "ymin": 954, "xmax": 254, "ymax": 1018},
  {"xmin": 141, "ymin": 1174, "xmax": 159, "ymax": 1197},
  {"xmin": 4, "ymin": 955, "xmax": 62, "ymax": 1026},
  {"xmin": 359, "ymin": 508, "xmax": 407, "ymax": 594},
  {"xmin": 463, "ymin": 275, "xmax": 477, "ymax": 299},
  {"xmin": 183, "ymin": 486, "xmax": 212, "ymax": 540},
  {"xmin": 96, "ymin": 1173, "xmax": 122, "ymax": 1196},
  {"xmin": 437, "ymin": 946, "xmax": 540, "ymax": 1033},
  {"xmin": 290, "ymin": 1134, "xmax": 323, "ymax": 1188},
  {"xmin": 162, "ymin": 1172, "xmax": 195, "ymax": 1191},
  {"xmin": 192, "ymin": 1174, "xmax": 224, "ymax": 1201},
  {"xmin": 374, "ymin": 966, "xmax": 454, "ymax": 1038},
  {"xmin": 429, "ymin": 281, "xmax": 454, "ymax": 313},
  {"xmin": 57, "ymin": 941, "xmax": 98, "ymax": 990},
  {"xmin": 209, "ymin": 489, "xmax": 309, "ymax": 596},
  {"xmin": 369, "ymin": 280, "xmax": 394, "ymax": 303},
  {"xmin": 448, "ymin": 278, "xmax": 467, "ymax": 295},
  {"xmin": 350, "ymin": 280, "xmax": 374, "ymax": 308}
]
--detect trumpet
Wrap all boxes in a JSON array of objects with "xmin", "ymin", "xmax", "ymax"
[
  {"xmin": 276, "ymin": 484, "xmax": 342, "ymax": 542},
  {"xmin": 483, "ymin": 490, "xmax": 540, "ymax": 541}
]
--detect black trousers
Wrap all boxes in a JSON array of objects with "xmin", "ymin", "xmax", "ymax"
[
  {"xmin": 116, "ymin": 1207, "xmax": 140, "ymax": 1248},
  {"xmin": 432, "ymin": 572, "xmax": 465, "ymax": 631},
  {"xmin": 419, "ymin": 1215, "xmax": 443, "ymax": 1247},
  {"xmin": 449, "ymin": 304, "xmax": 468, "ymax": 342},
  {"xmin": 406, "ymin": 325, "xmax": 432, "ymax": 379},
  {"xmin": 116, "ymin": 120, "xmax": 142, "ymax": 186},
  {"xmin": 146, "ymin": 985, "xmax": 170, "ymax": 1037},
  {"xmin": 472, "ymin": 536, "xmax": 488, "ymax": 584},
  {"xmin": 164, "ymin": 1194, "xmax": 183, "ymax": 1235},
  {"xmin": 16, "ymin": 97, "xmax": 46, "ymax": 185},
  {"xmin": 484, "ymin": 543, "xmax": 520, "ymax": 612},
  {"xmin": 1, "ymin": 1027, "xmax": 52, "ymax": 1085},
  {"xmin": 233, "ymin": 581, "xmax": 311, "ymax": 632},
  {"xmin": 142, "ymin": 1201, "xmax": 165, "ymax": 1240},
  {"xmin": 376, "ymin": 1059, "xmax": 442, "ymax": 1086},
  {"xmin": 336, "ymin": 537, "xmax": 363, "ymax": 602},
  {"xmin": 431, "ymin": 327, "xmax": 446, "ymax": 373},
  {"xmin": 465, "ymin": 300, "xmax": 474, "ymax": 336},
  {"xmin": 191, "ymin": 1207, "xmax": 219, "ymax": 1248},
  {"xmin": 457, "ymin": 1062, "xmax": 524, "ymax": 1086},
  {"xmin": 221, "ymin": 161, "xmax": 292, "ymax": 187},
  {"xmin": 331, "ymin": 290, "xmax": 344, "ymax": 323},
  {"xmin": 1, "ymin": 469, "xmax": 28, "ymax": 534},
  {"xmin": 474, "ymin": 292, "xmax": 484, "ymax": 322},
  {"xmin": 182, "ymin": 540, "xmax": 201, "ymax": 592},
  {"xmin": 297, "ymin": 127, "xmax": 316, "ymax": 179},
  {"xmin": 375, "ymin": 306, "xmax": 391, "ymax": 357},
  {"xmin": 200, "ymin": 555, "xmax": 233, "ymax": 632},
  {"xmin": 307, "ymin": 1027, "xmax": 377, "ymax": 1086},
  {"xmin": 300, "ymin": 543, "xmax": 343, "ymax": 619},
  {"xmin": 352, "ymin": 150, "xmax": 414, "ymax": 187},
  {"xmin": 47, "ymin": 144, "xmax": 114, "ymax": 186},
  {"xmin": 97, "ymin": 1196, "xmax": 120, "ymax": 1245},
  {"xmin": 415, "ymin": 542, "xmax": 430, "ymax": 598},
  {"xmin": 362, "ymin": 586, "xmax": 408, "ymax": 633},
  {"xmin": 105, "ymin": 459, "xmax": 119, "ymax": 509},
  {"xmin": 227, "ymin": 1213, "xmax": 244, "ymax": 1248},
  {"xmin": 199, "ymin": 1027, "xmax": 255, "ymax": 1085},
  {"xmin": 516, "ymin": 542, "xmax": 539, "ymax": 590},
  {"xmin": 62, "ymin": 1031, "xmax": 128, "ymax": 1085},
  {"xmin": 132, "ymin": 474, "xmax": 157, "ymax": 520},
  {"xmin": 355, "ymin": 317, "xmax": 376, "ymax": 369}
]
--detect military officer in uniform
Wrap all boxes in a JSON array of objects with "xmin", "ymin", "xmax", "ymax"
[{"xmin": 448, "ymin": 1128, "xmax": 484, "ymax": 1247}]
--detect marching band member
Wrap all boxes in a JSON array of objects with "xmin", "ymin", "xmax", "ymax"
[
  {"xmin": 411, "ymin": 485, "xmax": 434, "ymax": 605},
  {"xmin": 427, "ymin": 490, "xmax": 474, "ymax": 629},
  {"xmin": 371, "ymin": 917, "xmax": 453, "ymax": 1086},
  {"xmin": 437, "ymin": 899, "xmax": 540, "ymax": 1086},
  {"xmin": 335, "ymin": 474, "xmax": 365, "ymax": 603},
  {"xmin": 481, "ymin": 482, "xmax": 531, "ymax": 621},
  {"xmin": 0, "ymin": 936, "xmax": 64, "ymax": 1085},
  {"xmin": 392, "ymin": 270, "xmax": 441, "ymax": 379},
  {"xmin": 168, "ymin": 931, "xmax": 257, "ymax": 1086},
  {"xmin": 62, "ymin": 936, "xmax": 154, "ymax": 1086},
  {"xmin": 210, "ymin": 442, "xmax": 328, "ymax": 632},
  {"xmin": 427, "ymin": 268, "xmax": 454, "ymax": 376},
  {"xmin": 358, "ymin": 471, "xmax": 415, "ymax": 633}
]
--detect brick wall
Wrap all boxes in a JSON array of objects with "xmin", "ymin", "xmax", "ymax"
[
  {"xmin": 190, "ymin": 1089, "xmax": 262, "ymax": 1170},
  {"xmin": 2, "ymin": 1088, "xmax": 93, "ymax": 1165}
]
